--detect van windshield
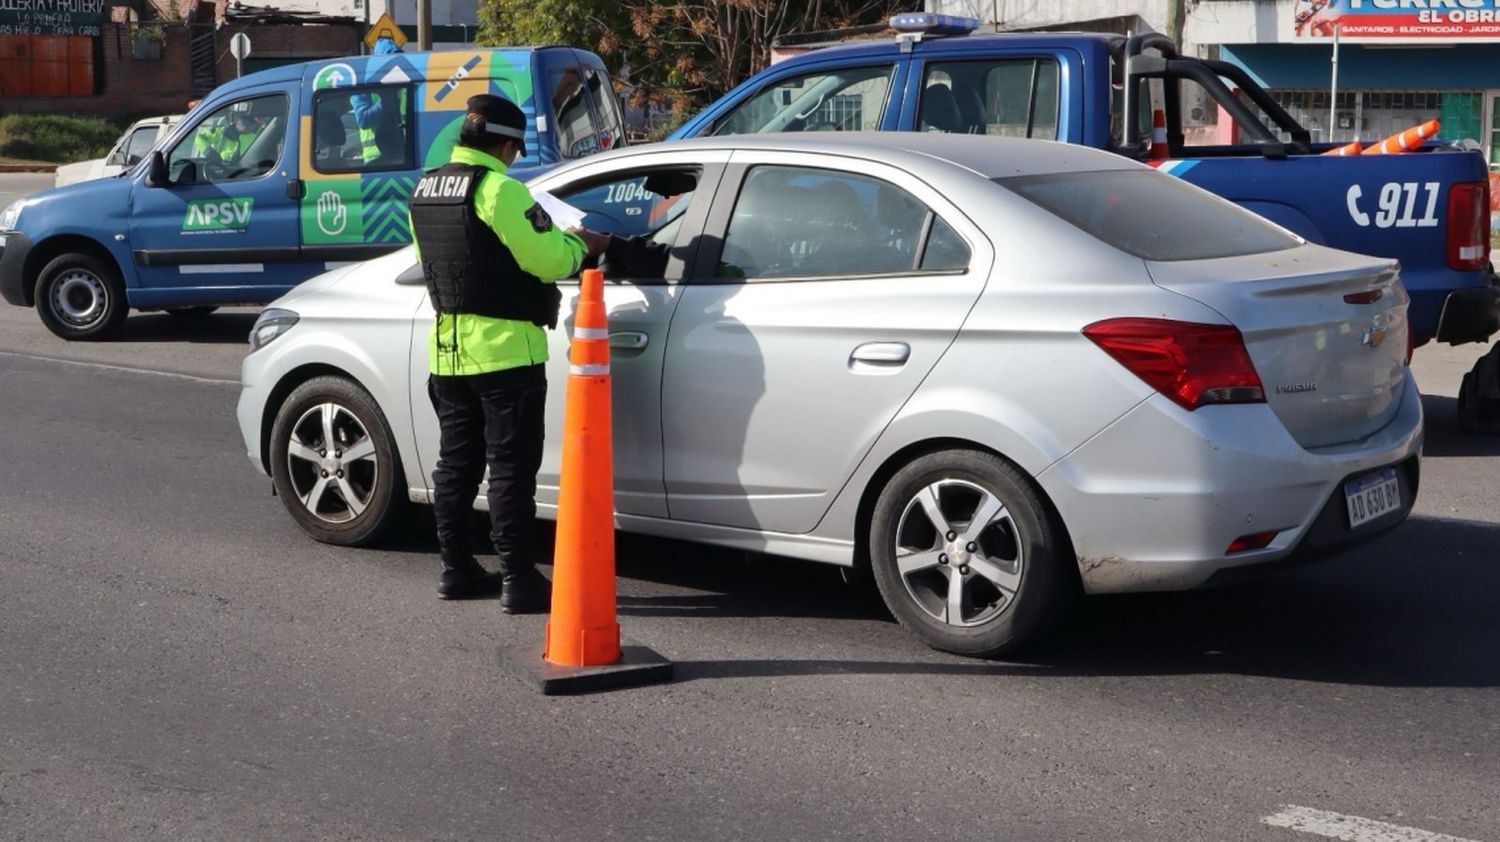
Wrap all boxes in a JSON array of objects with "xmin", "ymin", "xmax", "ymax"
[{"xmin": 998, "ymin": 169, "xmax": 1301, "ymax": 261}]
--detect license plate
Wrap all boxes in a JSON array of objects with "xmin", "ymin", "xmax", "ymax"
[{"xmin": 1344, "ymin": 468, "xmax": 1400, "ymax": 529}]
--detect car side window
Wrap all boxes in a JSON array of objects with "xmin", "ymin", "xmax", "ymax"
[
  {"xmin": 168, "ymin": 94, "xmax": 288, "ymax": 185},
  {"xmin": 919, "ymin": 58, "xmax": 1059, "ymax": 139},
  {"xmin": 717, "ymin": 166, "xmax": 968, "ymax": 280},
  {"xmin": 711, "ymin": 65, "xmax": 894, "ymax": 136},
  {"xmin": 312, "ymin": 86, "xmax": 412, "ymax": 173},
  {"xmin": 559, "ymin": 168, "xmax": 699, "ymax": 242},
  {"xmin": 551, "ymin": 67, "xmax": 599, "ymax": 159}
]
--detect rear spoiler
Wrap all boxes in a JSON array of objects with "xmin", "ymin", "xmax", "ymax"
[{"xmin": 1113, "ymin": 33, "xmax": 1313, "ymax": 160}]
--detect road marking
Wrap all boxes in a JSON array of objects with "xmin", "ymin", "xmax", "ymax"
[
  {"xmin": 0, "ymin": 350, "xmax": 237, "ymax": 386},
  {"xmin": 1263, "ymin": 805, "xmax": 1481, "ymax": 842}
]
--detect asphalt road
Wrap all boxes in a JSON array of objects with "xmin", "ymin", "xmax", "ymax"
[{"xmin": 2, "ymin": 174, "xmax": 1499, "ymax": 841}]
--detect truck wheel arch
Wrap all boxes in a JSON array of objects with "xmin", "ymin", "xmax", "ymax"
[{"xmin": 22, "ymin": 235, "xmax": 128, "ymax": 308}]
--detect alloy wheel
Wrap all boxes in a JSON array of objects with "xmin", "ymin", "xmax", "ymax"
[
  {"xmin": 893, "ymin": 478, "xmax": 1024, "ymax": 627},
  {"xmin": 284, "ymin": 402, "xmax": 379, "ymax": 524}
]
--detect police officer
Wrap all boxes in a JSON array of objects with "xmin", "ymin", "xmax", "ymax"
[
  {"xmin": 408, "ymin": 94, "xmax": 590, "ymax": 611},
  {"xmin": 352, "ymin": 37, "xmax": 406, "ymax": 165}
]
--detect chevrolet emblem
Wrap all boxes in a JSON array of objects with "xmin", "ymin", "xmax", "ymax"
[{"xmin": 1361, "ymin": 321, "xmax": 1387, "ymax": 348}]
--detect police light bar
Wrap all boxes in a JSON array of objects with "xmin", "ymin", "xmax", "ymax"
[{"xmin": 890, "ymin": 13, "xmax": 981, "ymax": 35}]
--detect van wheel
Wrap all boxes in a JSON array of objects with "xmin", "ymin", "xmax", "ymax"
[
  {"xmin": 269, "ymin": 376, "xmax": 406, "ymax": 547},
  {"xmin": 35, "ymin": 253, "xmax": 128, "ymax": 341},
  {"xmin": 868, "ymin": 449, "xmax": 1073, "ymax": 658},
  {"xmin": 166, "ymin": 306, "xmax": 219, "ymax": 318}
]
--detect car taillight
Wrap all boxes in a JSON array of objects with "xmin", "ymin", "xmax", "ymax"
[
  {"xmin": 1083, "ymin": 318, "xmax": 1266, "ymax": 411},
  {"xmin": 1446, "ymin": 181, "xmax": 1490, "ymax": 271}
]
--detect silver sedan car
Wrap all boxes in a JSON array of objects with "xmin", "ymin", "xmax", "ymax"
[{"xmin": 237, "ymin": 134, "xmax": 1421, "ymax": 657}]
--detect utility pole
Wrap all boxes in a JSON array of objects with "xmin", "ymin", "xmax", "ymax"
[
  {"xmin": 1165, "ymin": 0, "xmax": 1186, "ymax": 46},
  {"xmin": 417, "ymin": 0, "xmax": 432, "ymax": 50}
]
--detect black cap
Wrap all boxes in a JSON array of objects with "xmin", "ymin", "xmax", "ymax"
[{"xmin": 464, "ymin": 94, "xmax": 526, "ymax": 157}]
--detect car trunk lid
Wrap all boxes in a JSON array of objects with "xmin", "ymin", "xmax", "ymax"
[{"xmin": 1146, "ymin": 246, "xmax": 1409, "ymax": 448}]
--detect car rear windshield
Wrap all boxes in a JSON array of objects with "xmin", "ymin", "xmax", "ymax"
[{"xmin": 997, "ymin": 169, "xmax": 1300, "ymax": 261}]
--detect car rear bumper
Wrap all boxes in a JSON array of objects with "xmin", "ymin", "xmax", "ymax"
[
  {"xmin": 0, "ymin": 230, "xmax": 34, "ymax": 307},
  {"xmin": 1037, "ymin": 371, "xmax": 1423, "ymax": 594}
]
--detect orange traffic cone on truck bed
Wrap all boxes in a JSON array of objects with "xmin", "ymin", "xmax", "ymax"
[
  {"xmin": 1149, "ymin": 108, "xmax": 1169, "ymax": 159},
  {"xmin": 1324, "ymin": 140, "xmax": 1363, "ymax": 156},
  {"xmin": 1362, "ymin": 120, "xmax": 1440, "ymax": 154},
  {"xmin": 498, "ymin": 268, "xmax": 672, "ymax": 695}
]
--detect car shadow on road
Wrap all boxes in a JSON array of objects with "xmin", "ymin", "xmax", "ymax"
[
  {"xmin": 1421, "ymin": 393, "xmax": 1500, "ymax": 457},
  {"xmin": 110, "ymin": 311, "xmax": 258, "ymax": 344},
  {"xmin": 632, "ymin": 516, "xmax": 1500, "ymax": 689}
]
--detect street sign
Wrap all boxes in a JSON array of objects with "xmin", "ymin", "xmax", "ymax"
[
  {"xmin": 229, "ymin": 32, "xmax": 251, "ymax": 59},
  {"xmin": 229, "ymin": 32, "xmax": 251, "ymax": 79},
  {"xmin": 364, "ymin": 13, "xmax": 408, "ymax": 51}
]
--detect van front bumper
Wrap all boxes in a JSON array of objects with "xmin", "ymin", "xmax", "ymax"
[{"xmin": 0, "ymin": 230, "xmax": 34, "ymax": 307}]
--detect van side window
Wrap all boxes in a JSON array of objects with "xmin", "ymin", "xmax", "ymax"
[
  {"xmin": 551, "ymin": 68, "xmax": 599, "ymax": 159},
  {"xmin": 312, "ymin": 86, "xmax": 412, "ymax": 173},
  {"xmin": 717, "ymin": 166, "xmax": 968, "ymax": 280},
  {"xmin": 584, "ymin": 66, "xmax": 625, "ymax": 152},
  {"xmin": 116, "ymin": 126, "xmax": 159, "ymax": 167},
  {"xmin": 919, "ymin": 58, "xmax": 1060, "ymax": 140},
  {"xmin": 168, "ymin": 94, "xmax": 289, "ymax": 185},
  {"xmin": 711, "ymin": 65, "xmax": 894, "ymax": 136}
]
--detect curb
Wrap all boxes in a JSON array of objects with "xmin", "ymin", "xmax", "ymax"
[{"xmin": 0, "ymin": 164, "xmax": 58, "ymax": 173}]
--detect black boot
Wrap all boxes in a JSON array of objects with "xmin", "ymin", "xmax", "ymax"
[
  {"xmin": 438, "ymin": 559, "xmax": 502, "ymax": 600},
  {"xmin": 500, "ymin": 566, "xmax": 552, "ymax": 614}
]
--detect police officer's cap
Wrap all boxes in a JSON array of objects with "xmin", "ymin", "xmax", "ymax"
[{"xmin": 463, "ymin": 94, "xmax": 527, "ymax": 157}]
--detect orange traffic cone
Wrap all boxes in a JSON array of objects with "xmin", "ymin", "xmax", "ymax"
[
  {"xmin": 1149, "ymin": 108, "xmax": 1169, "ymax": 160},
  {"xmin": 1362, "ymin": 120, "xmax": 1440, "ymax": 154},
  {"xmin": 1324, "ymin": 140, "xmax": 1363, "ymax": 156},
  {"xmin": 498, "ymin": 268, "xmax": 672, "ymax": 695}
]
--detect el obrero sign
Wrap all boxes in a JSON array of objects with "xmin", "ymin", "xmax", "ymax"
[{"xmin": 1295, "ymin": 0, "xmax": 1500, "ymax": 39}]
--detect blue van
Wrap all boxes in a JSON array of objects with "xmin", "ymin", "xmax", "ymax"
[{"xmin": 0, "ymin": 46, "xmax": 625, "ymax": 340}]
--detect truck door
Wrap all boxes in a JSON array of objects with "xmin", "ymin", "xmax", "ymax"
[
  {"xmin": 302, "ymin": 80, "xmax": 418, "ymax": 270},
  {"xmin": 127, "ymin": 89, "xmax": 304, "ymax": 300},
  {"xmin": 899, "ymin": 53, "xmax": 1064, "ymax": 139}
]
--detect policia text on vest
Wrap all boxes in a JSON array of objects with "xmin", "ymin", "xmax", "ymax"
[{"xmin": 408, "ymin": 95, "xmax": 594, "ymax": 611}]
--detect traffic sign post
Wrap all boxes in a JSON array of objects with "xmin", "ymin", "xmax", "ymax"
[
  {"xmin": 363, "ymin": 13, "xmax": 407, "ymax": 52},
  {"xmin": 229, "ymin": 32, "xmax": 251, "ymax": 78}
]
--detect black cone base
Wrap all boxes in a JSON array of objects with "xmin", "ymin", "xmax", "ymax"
[{"xmin": 498, "ymin": 637, "xmax": 673, "ymax": 695}]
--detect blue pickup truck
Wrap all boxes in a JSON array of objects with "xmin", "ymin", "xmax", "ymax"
[
  {"xmin": 672, "ymin": 18, "xmax": 1500, "ymax": 353},
  {"xmin": 0, "ymin": 44, "xmax": 624, "ymax": 340}
]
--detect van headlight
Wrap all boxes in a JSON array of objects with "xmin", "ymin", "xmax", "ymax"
[
  {"xmin": 0, "ymin": 201, "xmax": 22, "ymax": 231},
  {"xmin": 249, "ymin": 308, "xmax": 299, "ymax": 350}
]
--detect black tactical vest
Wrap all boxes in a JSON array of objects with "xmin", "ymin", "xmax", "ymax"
[{"xmin": 408, "ymin": 162, "xmax": 556, "ymax": 325}]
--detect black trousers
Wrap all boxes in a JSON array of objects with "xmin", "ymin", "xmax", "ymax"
[{"xmin": 427, "ymin": 364, "xmax": 547, "ymax": 573}]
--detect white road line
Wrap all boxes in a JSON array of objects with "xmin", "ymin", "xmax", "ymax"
[
  {"xmin": 1263, "ymin": 805, "xmax": 1483, "ymax": 842},
  {"xmin": 0, "ymin": 350, "xmax": 238, "ymax": 386}
]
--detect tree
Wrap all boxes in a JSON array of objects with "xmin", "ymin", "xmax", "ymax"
[{"xmin": 477, "ymin": 0, "xmax": 906, "ymax": 114}]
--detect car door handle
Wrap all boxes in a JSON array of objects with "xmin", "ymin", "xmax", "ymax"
[
  {"xmin": 850, "ymin": 342, "xmax": 910, "ymax": 366},
  {"xmin": 609, "ymin": 331, "xmax": 649, "ymax": 350}
]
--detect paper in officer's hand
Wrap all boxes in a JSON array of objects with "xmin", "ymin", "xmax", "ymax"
[{"xmin": 534, "ymin": 191, "xmax": 587, "ymax": 231}]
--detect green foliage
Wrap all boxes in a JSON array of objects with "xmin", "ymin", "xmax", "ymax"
[
  {"xmin": 0, "ymin": 115, "xmax": 129, "ymax": 164},
  {"xmin": 477, "ymin": 0, "xmax": 622, "ymax": 49}
]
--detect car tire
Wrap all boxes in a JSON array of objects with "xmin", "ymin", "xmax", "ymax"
[
  {"xmin": 166, "ymin": 306, "xmax": 219, "ymax": 318},
  {"xmin": 868, "ymin": 449, "xmax": 1074, "ymax": 658},
  {"xmin": 34, "ymin": 252, "xmax": 128, "ymax": 341},
  {"xmin": 269, "ymin": 375, "xmax": 406, "ymax": 547}
]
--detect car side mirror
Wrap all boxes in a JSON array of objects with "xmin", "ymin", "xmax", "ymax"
[
  {"xmin": 146, "ymin": 150, "xmax": 169, "ymax": 187},
  {"xmin": 125, "ymin": 153, "xmax": 143, "ymax": 167},
  {"xmin": 105, "ymin": 150, "xmax": 125, "ymax": 166}
]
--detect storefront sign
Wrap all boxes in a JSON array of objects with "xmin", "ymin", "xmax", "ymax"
[
  {"xmin": 1294, "ymin": 0, "xmax": 1500, "ymax": 39},
  {"xmin": 0, "ymin": 0, "xmax": 107, "ymax": 37}
]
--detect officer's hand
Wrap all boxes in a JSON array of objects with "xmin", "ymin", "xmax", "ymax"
[{"xmin": 574, "ymin": 228, "xmax": 611, "ymax": 259}]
